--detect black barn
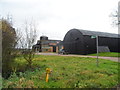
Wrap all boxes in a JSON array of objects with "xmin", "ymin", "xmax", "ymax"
[{"xmin": 63, "ymin": 29, "xmax": 120, "ymax": 55}]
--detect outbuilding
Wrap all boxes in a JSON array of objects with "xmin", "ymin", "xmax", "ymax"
[{"xmin": 63, "ymin": 29, "xmax": 120, "ymax": 55}]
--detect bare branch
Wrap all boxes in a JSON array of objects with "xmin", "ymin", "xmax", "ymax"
[{"xmin": 19, "ymin": 20, "xmax": 37, "ymax": 68}]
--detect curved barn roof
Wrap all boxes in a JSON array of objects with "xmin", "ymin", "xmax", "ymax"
[{"xmin": 72, "ymin": 29, "xmax": 120, "ymax": 38}]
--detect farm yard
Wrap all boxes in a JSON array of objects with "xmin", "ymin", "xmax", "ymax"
[{"xmin": 2, "ymin": 54, "xmax": 119, "ymax": 88}]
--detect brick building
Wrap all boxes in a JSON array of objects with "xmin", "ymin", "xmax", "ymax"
[{"xmin": 33, "ymin": 36, "xmax": 64, "ymax": 52}]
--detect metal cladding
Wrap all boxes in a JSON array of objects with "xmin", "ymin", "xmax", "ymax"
[{"xmin": 63, "ymin": 29, "xmax": 120, "ymax": 55}]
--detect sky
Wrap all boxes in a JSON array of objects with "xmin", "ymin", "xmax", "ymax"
[{"xmin": 0, "ymin": 0, "xmax": 119, "ymax": 41}]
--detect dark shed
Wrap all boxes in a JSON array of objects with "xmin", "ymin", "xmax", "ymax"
[{"xmin": 63, "ymin": 29, "xmax": 120, "ymax": 55}]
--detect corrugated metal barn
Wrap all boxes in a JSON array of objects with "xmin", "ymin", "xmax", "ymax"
[{"xmin": 63, "ymin": 29, "xmax": 120, "ymax": 55}]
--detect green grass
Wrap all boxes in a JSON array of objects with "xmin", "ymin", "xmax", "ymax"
[
  {"xmin": 0, "ymin": 74, "xmax": 2, "ymax": 89},
  {"xmin": 2, "ymin": 55, "xmax": 119, "ymax": 88},
  {"xmin": 88, "ymin": 52, "xmax": 120, "ymax": 57}
]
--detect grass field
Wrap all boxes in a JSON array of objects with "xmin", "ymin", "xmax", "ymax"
[
  {"xmin": 2, "ymin": 55, "xmax": 119, "ymax": 88},
  {"xmin": 88, "ymin": 52, "xmax": 120, "ymax": 57}
]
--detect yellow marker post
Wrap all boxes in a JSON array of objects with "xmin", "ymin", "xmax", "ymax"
[{"xmin": 46, "ymin": 68, "xmax": 52, "ymax": 82}]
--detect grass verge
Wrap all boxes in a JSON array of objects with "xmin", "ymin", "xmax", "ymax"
[{"xmin": 88, "ymin": 52, "xmax": 120, "ymax": 57}]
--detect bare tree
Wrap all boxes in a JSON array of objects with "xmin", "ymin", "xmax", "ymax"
[
  {"xmin": 20, "ymin": 20, "xmax": 37, "ymax": 68},
  {"xmin": 110, "ymin": 9, "xmax": 118, "ymax": 27}
]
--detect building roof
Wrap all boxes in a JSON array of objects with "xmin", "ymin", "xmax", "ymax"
[
  {"xmin": 40, "ymin": 35, "xmax": 48, "ymax": 37},
  {"xmin": 72, "ymin": 29, "xmax": 120, "ymax": 38}
]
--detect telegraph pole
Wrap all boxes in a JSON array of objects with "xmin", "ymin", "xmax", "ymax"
[
  {"xmin": 96, "ymin": 36, "xmax": 99, "ymax": 67},
  {"xmin": 91, "ymin": 35, "xmax": 99, "ymax": 67}
]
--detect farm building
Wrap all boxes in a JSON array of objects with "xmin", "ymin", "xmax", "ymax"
[
  {"xmin": 33, "ymin": 36, "xmax": 64, "ymax": 52},
  {"xmin": 63, "ymin": 29, "xmax": 120, "ymax": 55}
]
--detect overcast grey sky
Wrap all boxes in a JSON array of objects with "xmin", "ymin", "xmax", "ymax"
[{"xmin": 0, "ymin": 0, "xmax": 119, "ymax": 40}]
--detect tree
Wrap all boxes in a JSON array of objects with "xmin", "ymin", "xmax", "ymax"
[
  {"xmin": 20, "ymin": 21, "xmax": 37, "ymax": 69},
  {"xmin": 110, "ymin": 9, "xmax": 118, "ymax": 27},
  {"xmin": 0, "ymin": 17, "xmax": 17, "ymax": 78},
  {"xmin": 118, "ymin": 2, "xmax": 120, "ymax": 26},
  {"xmin": 0, "ymin": 21, "xmax": 2, "ymax": 89}
]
